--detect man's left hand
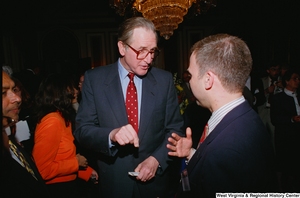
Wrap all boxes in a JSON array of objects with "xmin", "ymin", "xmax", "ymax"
[{"xmin": 134, "ymin": 156, "xmax": 159, "ymax": 182}]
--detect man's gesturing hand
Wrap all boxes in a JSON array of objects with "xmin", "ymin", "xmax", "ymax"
[
  {"xmin": 109, "ymin": 124, "xmax": 139, "ymax": 147},
  {"xmin": 167, "ymin": 127, "xmax": 193, "ymax": 158}
]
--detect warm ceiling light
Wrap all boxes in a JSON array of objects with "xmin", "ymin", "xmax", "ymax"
[{"xmin": 110, "ymin": 0, "xmax": 216, "ymax": 40}]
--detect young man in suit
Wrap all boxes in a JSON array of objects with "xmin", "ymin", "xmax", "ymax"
[
  {"xmin": 167, "ymin": 34, "xmax": 276, "ymax": 197},
  {"xmin": 1, "ymin": 70, "xmax": 51, "ymax": 198},
  {"xmin": 74, "ymin": 17, "xmax": 184, "ymax": 198}
]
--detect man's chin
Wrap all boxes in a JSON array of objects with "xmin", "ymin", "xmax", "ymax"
[
  {"xmin": 136, "ymin": 69, "xmax": 149, "ymax": 77},
  {"xmin": 8, "ymin": 114, "xmax": 19, "ymax": 122}
]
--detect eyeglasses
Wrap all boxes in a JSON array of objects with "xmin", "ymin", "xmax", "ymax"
[{"xmin": 125, "ymin": 43, "xmax": 160, "ymax": 60}]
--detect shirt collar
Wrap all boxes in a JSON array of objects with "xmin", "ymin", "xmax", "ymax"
[
  {"xmin": 207, "ymin": 96, "xmax": 245, "ymax": 135},
  {"xmin": 118, "ymin": 58, "xmax": 129, "ymax": 80},
  {"xmin": 284, "ymin": 88, "xmax": 297, "ymax": 97}
]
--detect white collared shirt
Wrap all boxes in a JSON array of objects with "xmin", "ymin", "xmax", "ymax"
[
  {"xmin": 207, "ymin": 96, "xmax": 246, "ymax": 137},
  {"xmin": 284, "ymin": 88, "xmax": 300, "ymax": 115}
]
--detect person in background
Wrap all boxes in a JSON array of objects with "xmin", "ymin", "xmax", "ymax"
[
  {"xmin": 258, "ymin": 61, "xmax": 283, "ymax": 151},
  {"xmin": 2, "ymin": 66, "xmax": 36, "ymax": 153},
  {"xmin": 32, "ymin": 73, "xmax": 98, "ymax": 198},
  {"xmin": 181, "ymin": 70, "xmax": 196, "ymax": 104},
  {"xmin": 11, "ymin": 76, "xmax": 36, "ymax": 153},
  {"xmin": 244, "ymin": 72, "xmax": 265, "ymax": 112},
  {"xmin": 271, "ymin": 69, "xmax": 300, "ymax": 192},
  {"xmin": 74, "ymin": 17, "xmax": 184, "ymax": 198},
  {"xmin": 2, "ymin": 65, "xmax": 13, "ymax": 76},
  {"xmin": 69, "ymin": 74, "xmax": 100, "ymax": 198},
  {"xmin": 77, "ymin": 72, "xmax": 85, "ymax": 103},
  {"xmin": 167, "ymin": 34, "xmax": 276, "ymax": 197},
  {"xmin": 1, "ymin": 70, "xmax": 51, "ymax": 198}
]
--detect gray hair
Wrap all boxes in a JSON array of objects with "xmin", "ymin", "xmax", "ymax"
[
  {"xmin": 2, "ymin": 65, "xmax": 13, "ymax": 76},
  {"xmin": 118, "ymin": 17, "xmax": 157, "ymax": 44}
]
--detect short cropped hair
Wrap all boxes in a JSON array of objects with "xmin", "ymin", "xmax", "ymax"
[{"xmin": 190, "ymin": 34, "xmax": 252, "ymax": 93}]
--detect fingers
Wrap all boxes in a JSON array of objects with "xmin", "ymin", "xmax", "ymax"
[
  {"xmin": 134, "ymin": 157, "xmax": 158, "ymax": 182},
  {"xmin": 133, "ymin": 136, "xmax": 139, "ymax": 147},
  {"xmin": 111, "ymin": 124, "xmax": 139, "ymax": 147},
  {"xmin": 171, "ymin": 132, "xmax": 181, "ymax": 141},
  {"xmin": 167, "ymin": 135, "xmax": 177, "ymax": 146},
  {"xmin": 186, "ymin": 127, "xmax": 192, "ymax": 140},
  {"xmin": 77, "ymin": 154, "xmax": 88, "ymax": 167},
  {"xmin": 134, "ymin": 164, "xmax": 141, "ymax": 173}
]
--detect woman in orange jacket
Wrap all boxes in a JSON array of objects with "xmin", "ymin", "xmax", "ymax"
[{"xmin": 32, "ymin": 73, "xmax": 98, "ymax": 198}]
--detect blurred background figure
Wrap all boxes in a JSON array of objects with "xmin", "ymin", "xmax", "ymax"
[
  {"xmin": 2, "ymin": 70, "xmax": 51, "ymax": 198},
  {"xmin": 77, "ymin": 72, "xmax": 85, "ymax": 103},
  {"xmin": 244, "ymin": 72, "xmax": 265, "ymax": 113},
  {"xmin": 181, "ymin": 70, "xmax": 196, "ymax": 104},
  {"xmin": 271, "ymin": 69, "xmax": 300, "ymax": 192},
  {"xmin": 32, "ymin": 73, "xmax": 98, "ymax": 198},
  {"xmin": 258, "ymin": 61, "xmax": 283, "ymax": 152},
  {"xmin": 2, "ymin": 66, "xmax": 36, "ymax": 154}
]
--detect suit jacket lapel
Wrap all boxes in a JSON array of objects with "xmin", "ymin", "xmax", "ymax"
[
  {"xmin": 138, "ymin": 71, "xmax": 157, "ymax": 141},
  {"xmin": 187, "ymin": 102, "xmax": 251, "ymax": 173},
  {"xmin": 103, "ymin": 64, "xmax": 128, "ymax": 126},
  {"xmin": 9, "ymin": 137, "xmax": 45, "ymax": 182}
]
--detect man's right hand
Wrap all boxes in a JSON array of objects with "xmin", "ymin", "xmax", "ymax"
[{"xmin": 109, "ymin": 124, "xmax": 139, "ymax": 147}]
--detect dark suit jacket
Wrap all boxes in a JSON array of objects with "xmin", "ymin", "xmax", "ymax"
[
  {"xmin": 178, "ymin": 102, "xmax": 276, "ymax": 198},
  {"xmin": 75, "ymin": 62, "xmax": 184, "ymax": 198},
  {"xmin": 270, "ymin": 91, "xmax": 300, "ymax": 172},
  {"xmin": 1, "ymin": 137, "xmax": 51, "ymax": 198},
  {"xmin": 270, "ymin": 91, "xmax": 300, "ymax": 132}
]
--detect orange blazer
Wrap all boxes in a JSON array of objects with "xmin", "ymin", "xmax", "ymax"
[{"xmin": 32, "ymin": 112, "xmax": 92, "ymax": 184}]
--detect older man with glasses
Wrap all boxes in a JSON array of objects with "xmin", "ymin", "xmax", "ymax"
[{"xmin": 74, "ymin": 17, "xmax": 184, "ymax": 198}]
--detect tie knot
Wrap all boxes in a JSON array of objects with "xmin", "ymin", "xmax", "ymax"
[{"xmin": 128, "ymin": 72, "xmax": 135, "ymax": 81}]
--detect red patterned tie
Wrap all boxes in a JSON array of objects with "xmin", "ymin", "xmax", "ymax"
[
  {"xmin": 126, "ymin": 73, "xmax": 138, "ymax": 133},
  {"xmin": 197, "ymin": 124, "xmax": 208, "ymax": 148}
]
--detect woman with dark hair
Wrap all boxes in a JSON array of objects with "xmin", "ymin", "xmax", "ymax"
[
  {"xmin": 32, "ymin": 73, "xmax": 98, "ymax": 198},
  {"xmin": 270, "ymin": 69, "xmax": 300, "ymax": 192}
]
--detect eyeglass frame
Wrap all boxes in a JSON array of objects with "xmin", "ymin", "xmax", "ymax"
[{"xmin": 124, "ymin": 43, "xmax": 160, "ymax": 60}]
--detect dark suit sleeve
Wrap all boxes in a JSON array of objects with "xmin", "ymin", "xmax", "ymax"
[
  {"xmin": 149, "ymin": 72, "xmax": 184, "ymax": 173},
  {"xmin": 270, "ymin": 93, "xmax": 297, "ymax": 126},
  {"xmin": 74, "ymin": 69, "xmax": 116, "ymax": 156}
]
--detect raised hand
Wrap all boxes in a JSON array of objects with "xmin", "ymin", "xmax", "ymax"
[{"xmin": 167, "ymin": 127, "xmax": 193, "ymax": 158}]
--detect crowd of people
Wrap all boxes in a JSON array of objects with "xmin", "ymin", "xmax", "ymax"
[{"xmin": 1, "ymin": 17, "xmax": 300, "ymax": 198}]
